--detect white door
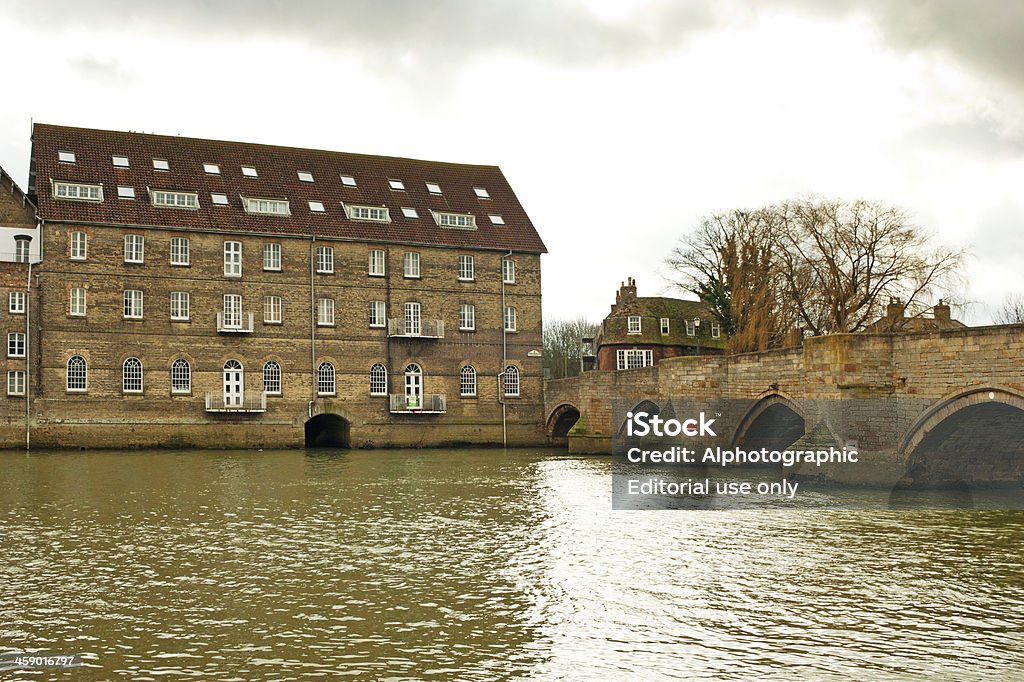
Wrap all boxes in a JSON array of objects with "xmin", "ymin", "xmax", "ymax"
[
  {"xmin": 405, "ymin": 302, "xmax": 421, "ymax": 336},
  {"xmin": 404, "ymin": 364, "xmax": 422, "ymax": 409},
  {"xmin": 224, "ymin": 359, "xmax": 243, "ymax": 407}
]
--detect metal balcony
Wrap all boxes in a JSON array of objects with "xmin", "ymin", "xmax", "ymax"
[
  {"xmin": 205, "ymin": 391, "xmax": 267, "ymax": 412},
  {"xmin": 389, "ymin": 394, "xmax": 446, "ymax": 413},
  {"xmin": 217, "ymin": 312, "xmax": 254, "ymax": 333},
  {"xmin": 387, "ymin": 318, "xmax": 444, "ymax": 339}
]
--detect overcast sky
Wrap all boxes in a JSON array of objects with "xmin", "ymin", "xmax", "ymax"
[{"xmin": 1, "ymin": 0, "xmax": 1022, "ymax": 323}]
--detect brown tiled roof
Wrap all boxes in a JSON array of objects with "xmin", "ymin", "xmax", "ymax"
[
  {"xmin": 597, "ymin": 297, "xmax": 726, "ymax": 349},
  {"xmin": 29, "ymin": 124, "xmax": 546, "ymax": 253}
]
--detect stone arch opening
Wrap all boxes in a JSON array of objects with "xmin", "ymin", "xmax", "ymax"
[
  {"xmin": 304, "ymin": 413, "xmax": 351, "ymax": 449},
  {"xmin": 900, "ymin": 389, "xmax": 1024, "ymax": 489},
  {"xmin": 732, "ymin": 396, "xmax": 806, "ymax": 454},
  {"xmin": 547, "ymin": 403, "xmax": 581, "ymax": 443},
  {"xmin": 618, "ymin": 399, "xmax": 662, "ymax": 435}
]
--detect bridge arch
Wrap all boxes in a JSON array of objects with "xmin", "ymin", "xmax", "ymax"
[
  {"xmin": 617, "ymin": 399, "xmax": 663, "ymax": 435},
  {"xmin": 731, "ymin": 393, "xmax": 806, "ymax": 451},
  {"xmin": 547, "ymin": 403, "xmax": 581, "ymax": 440}
]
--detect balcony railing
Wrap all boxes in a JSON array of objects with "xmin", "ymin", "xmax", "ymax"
[
  {"xmin": 389, "ymin": 394, "xmax": 446, "ymax": 413},
  {"xmin": 387, "ymin": 318, "xmax": 444, "ymax": 338},
  {"xmin": 205, "ymin": 391, "xmax": 267, "ymax": 412},
  {"xmin": 217, "ymin": 312, "xmax": 254, "ymax": 333}
]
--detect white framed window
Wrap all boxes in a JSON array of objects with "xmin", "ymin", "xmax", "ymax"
[
  {"xmin": 297, "ymin": 171, "xmax": 314, "ymax": 183},
  {"xmin": 404, "ymin": 252, "xmax": 420, "ymax": 278},
  {"xmin": 460, "ymin": 365, "xmax": 477, "ymax": 397},
  {"xmin": 264, "ymin": 295, "xmax": 282, "ymax": 324},
  {"xmin": 686, "ymin": 319, "xmax": 696, "ymax": 336},
  {"xmin": 69, "ymin": 288, "xmax": 86, "ymax": 317},
  {"xmin": 458, "ymin": 255, "xmax": 475, "ymax": 281},
  {"xmin": 459, "ymin": 304, "xmax": 475, "ymax": 331},
  {"xmin": 426, "ymin": 182, "xmax": 442, "ymax": 194},
  {"xmin": 401, "ymin": 207, "xmax": 418, "ymax": 218},
  {"xmin": 473, "ymin": 187, "xmax": 490, "ymax": 199},
  {"xmin": 112, "ymin": 155, "xmax": 129, "ymax": 168},
  {"xmin": 504, "ymin": 306, "xmax": 517, "ymax": 332},
  {"xmin": 152, "ymin": 158, "xmax": 170, "ymax": 171},
  {"xmin": 369, "ymin": 300, "xmax": 386, "ymax": 328},
  {"xmin": 263, "ymin": 243, "xmax": 282, "ymax": 271},
  {"xmin": 67, "ymin": 355, "xmax": 87, "ymax": 391},
  {"xmin": 404, "ymin": 302, "xmax": 421, "ymax": 335},
  {"xmin": 58, "ymin": 150, "xmax": 76, "ymax": 163},
  {"xmin": 211, "ymin": 193, "xmax": 229, "ymax": 205},
  {"xmin": 263, "ymin": 361, "xmax": 282, "ymax": 395},
  {"xmin": 117, "ymin": 186, "xmax": 136, "ymax": 199},
  {"xmin": 388, "ymin": 179, "xmax": 405, "ymax": 190},
  {"xmin": 170, "ymin": 292, "xmax": 190, "ymax": 321},
  {"xmin": 660, "ymin": 317, "xmax": 670, "ymax": 334},
  {"xmin": 616, "ymin": 349, "xmax": 654, "ymax": 370},
  {"xmin": 368, "ymin": 249, "xmax": 386, "ymax": 276},
  {"xmin": 203, "ymin": 162, "xmax": 221, "ymax": 175},
  {"xmin": 171, "ymin": 359, "xmax": 191, "ymax": 394},
  {"xmin": 711, "ymin": 321, "xmax": 721, "ymax": 338},
  {"xmin": 369, "ymin": 363, "xmax": 387, "ymax": 396},
  {"xmin": 170, "ymin": 237, "xmax": 190, "ymax": 266},
  {"xmin": 7, "ymin": 332, "xmax": 25, "ymax": 357},
  {"xmin": 503, "ymin": 365, "xmax": 520, "ymax": 397},
  {"xmin": 243, "ymin": 197, "xmax": 290, "ymax": 215},
  {"xmin": 224, "ymin": 241, "xmax": 242, "ymax": 277},
  {"xmin": 628, "ymin": 316, "xmax": 642, "ymax": 334},
  {"xmin": 70, "ymin": 231, "xmax": 88, "ymax": 260},
  {"xmin": 123, "ymin": 289, "xmax": 144, "ymax": 318},
  {"xmin": 123, "ymin": 357, "xmax": 143, "ymax": 393},
  {"xmin": 317, "ymin": 362, "xmax": 336, "ymax": 395},
  {"xmin": 346, "ymin": 204, "xmax": 390, "ymax": 222},
  {"xmin": 340, "ymin": 174, "xmax": 357, "ymax": 187},
  {"xmin": 317, "ymin": 298, "xmax": 335, "ymax": 326},
  {"xmin": 222, "ymin": 294, "xmax": 242, "ymax": 328},
  {"xmin": 14, "ymin": 240, "xmax": 29, "ymax": 263},
  {"xmin": 124, "ymin": 234, "xmax": 144, "ymax": 263},
  {"xmin": 316, "ymin": 246, "xmax": 334, "ymax": 274},
  {"xmin": 54, "ymin": 181, "xmax": 102, "ymax": 202},
  {"xmin": 9, "ymin": 292, "xmax": 25, "ymax": 314},
  {"xmin": 7, "ymin": 371, "xmax": 25, "ymax": 396},
  {"xmin": 489, "ymin": 215, "xmax": 505, "ymax": 225},
  {"xmin": 502, "ymin": 257, "xmax": 515, "ymax": 284},
  {"xmin": 152, "ymin": 190, "xmax": 198, "ymax": 209},
  {"xmin": 308, "ymin": 200, "xmax": 325, "ymax": 213},
  {"xmin": 241, "ymin": 165, "xmax": 258, "ymax": 177},
  {"xmin": 433, "ymin": 211, "xmax": 476, "ymax": 229}
]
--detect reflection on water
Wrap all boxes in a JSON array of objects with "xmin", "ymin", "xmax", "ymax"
[{"xmin": 1, "ymin": 449, "xmax": 1022, "ymax": 680}]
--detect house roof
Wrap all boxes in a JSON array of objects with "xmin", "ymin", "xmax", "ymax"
[
  {"xmin": 597, "ymin": 295, "xmax": 726, "ymax": 349},
  {"xmin": 29, "ymin": 123, "xmax": 546, "ymax": 253}
]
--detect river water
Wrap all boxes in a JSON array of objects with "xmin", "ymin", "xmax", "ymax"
[{"xmin": 1, "ymin": 448, "xmax": 1022, "ymax": 680}]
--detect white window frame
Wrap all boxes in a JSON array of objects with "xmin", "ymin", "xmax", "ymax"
[
  {"xmin": 123, "ymin": 357, "xmax": 143, "ymax": 393},
  {"xmin": 14, "ymin": 240, "xmax": 29, "ymax": 264},
  {"xmin": 297, "ymin": 171, "xmax": 315, "ymax": 183},
  {"xmin": 264, "ymin": 295, "xmax": 282, "ymax": 324},
  {"xmin": 404, "ymin": 252, "xmax": 420, "ymax": 278},
  {"xmin": 459, "ymin": 304, "xmax": 475, "ymax": 331},
  {"xmin": 211, "ymin": 193, "xmax": 229, "ymax": 205},
  {"xmin": 317, "ymin": 362, "xmax": 336, "ymax": 395},
  {"xmin": 346, "ymin": 204, "xmax": 391, "ymax": 223},
  {"xmin": 503, "ymin": 365, "xmax": 520, "ymax": 397},
  {"xmin": 340, "ymin": 174, "xmax": 357, "ymax": 187},
  {"xmin": 9, "ymin": 291, "xmax": 25, "ymax": 314},
  {"xmin": 404, "ymin": 302, "xmax": 422, "ymax": 336},
  {"xmin": 151, "ymin": 190, "xmax": 198, "ymax": 209},
  {"xmin": 171, "ymin": 358, "xmax": 191, "ymax": 394},
  {"xmin": 58, "ymin": 150, "xmax": 76, "ymax": 163},
  {"xmin": 316, "ymin": 246, "xmax": 334, "ymax": 274},
  {"xmin": 70, "ymin": 231, "xmax": 88, "ymax": 260},
  {"xmin": 686, "ymin": 319, "xmax": 696, "ymax": 336},
  {"xmin": 69, "ymin": 287, "xmax": 86, "ymax": 317},
  {"xmin": 460, "ymin": 365, "xmax": 477, "ymax": 397},
  {"xmin": 369, "ymin": 363, "xmax": 388, "ymax": 396},
  {"xmin": 263, "ymin": 243, "xmax": 282, "ymax": 271},
  {"xmin": 458, "ymin": 255, "xmax": 475, "ymax": 281},
  {"xmin": 308, "ymin": 200, "xmax": 325, "ymax": 213},
  {"xmin": 660, "ymin": 317, "xmax": 670, "ymax": 334},
  {"xmin": 67, "ymin": 355, "xmax": 87, "ymax": 392},
  {"xmin": 7, "ymin": 332, "xmax": 25, "ymax": 358},
  {"xmin": 124, "ymin": 234, "xmax": 144, "ymax": 264},
  {"xmin": 369, "ymin": 300, "xmax": 386, "ymax": 328},
  {"xmin": 401, "ymin": 207, "xmax": 418, "ymax": 218},
  {"xmin": 203, "ymin": 162, "xmax": 221, "ymax": 175},
  {"xmin": 123, "ymin": 289, "xmax": 144, "ymax": 319},
  {"xmin": 152, "ymin": 158, "xmax": 170, "ymax": 171},
  {"xmin": 263, "ymin": 361, "xmax": 282, "ymax": 395},
  {"xmin": 616, "ymin": 349, "xmax": 654, "ymax": 370},
  {"xmin": 504, "ymin": 306, "xmax": 517, "ymax": 332},
  {"xmin": 388, "ymin": 179, "xmax": 405, "ymax": 190},
  {"xmin": 425, "ymin": 182, "xmax": 442, "ymax": 194},
  {"xmin": 170, "ymin": 237, "xmax": 190, "ymax": 266},
  {"xmin": 433, "ymin": 211, "xmax": 476, "ymax": 230},
  {"xmin": 243, "ymin": 197, "xmax": 290, "ymax": 216},
  {"xmin": 7, "ymin": 370, "xmax": 25, "ymax": 396},
  {"xmin": 112, "ymin": 155, "xmax": 130, "ymax": 168},
  {"xmin": 170, "ymin": 291, "xmax": 190, "ymax": 321},
  {"xmin": 368, "ymin": 249, "xmax": 386, "ymax": 276},
  {"xmin": 502, "ymin": 258, "xmax": 515, "ymax": 284},
  {"xmin": 474, "ymin": 187, "xmax": 490, "ymax": 198},
  {"xmin": 53, "ymin": 181, "xmax": 102, "ymax": 202},
  {"xmin": 224, "ymin": 241, "xmax": 242, "ymax": 277},
  {"xmin": 241, "ymin": 165, "xmax": 258, "ymax": 177},
  {"xmin": 711, "ymin": 321, "xmax": 721, "ymax": 338},
  {"xmin": 222, "ymin": 294, "xmax": 242, "ymax": 328},
  {"xmin": 317, "ymin": 298, "xmax": 335, "ymax": 327},
  {"xmin": 489, "ymin": 214, "xmax": 505, "ymax": 225},
  {"xmin": 117, "ymin": 186, "xmax": 136, "ymax": 199},
  {"xmin": 628, "ymin": 316, "xmax": 642, "ymax": 334}
]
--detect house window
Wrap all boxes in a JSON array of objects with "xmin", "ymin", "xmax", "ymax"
[
  {"xmin": 368, "ymin": 249, "xmax": 386, "ymax": 276},
  {"xmin": 263, "ymin": 361, "xmax": 282, "ymax": 395},
  {"xmin": 112, "ymin": 155, "xmax": 130, "ymax": 168},
  {"xmin": 474, "ymin": 187, "xmax": 490, "ymax": 198},
  {"xmin": 243, "ymin": 197, "xmax": 290, "ymax": 215},
  {"xmin": 297, "ymin": 171, "xmax": 314, "ymax": 183},
  {"xmin": 316, "ymin": 246, "xmax": 334, "ymax": 274},
  {"xmin": 224, "ymin": 241, "xmax": 242, "ymax": 277},
  {"xmin": 368, "ymin": 300, "xmax": 386, "ymax": 328},
  {"xmin": 222, "ymin": 294, "xmax": 243, "ymax": 328},
  {"xmin": 171, "ymin": 358, "xmax": 191, "ymax": 394},
  {"xmin": 308, "ymin": 200, "xmax": 325, "ymax": 213},
  {"xmin": 426, "ymin": 182, "xmax": 442, "ymax": 194},
  {"xmin": 388, "ymin": 179, "xmax": 405, "ymax": 190},
  {"xmin": 152, "ymin": 158, "xmax": 169, "ymax": 171},
  {"xmin": 616, "ymin": 349, "xmax": 654, "ymax": 370},
  {"xmin": 7, "ymin": 333, "xmax": 25, "ymax": 357},
  {"xmin": 170, "ymin": 292, "xmax": 190, "ymax": 321},
  {"xmin": 686, "ymin": 319, "xmax": 696, "ymax": 336},
  {"xmin": 67, "ymin": 356, "xmax": 87, "ymax": 391},
  {"xmin": 660, "ymin": 318, "xmax": 670, "ymax": 334},
  {"xmin": 459, "ymin": 304, "xmax": 475, "ymax": 331},
  {"xmin": 489, "ymin": 215, "xmax": 505, "ymax": 225},
  {"xmin": 460, "ymin": 365, "xmax": 477, "ymax": 397},
  {"xmin": 124, "ymin": 234, "xmax": 144, "ymax": 263},
  {"xmin": 69, "ymin": 288, "xmax": 86, "ymax": 317},
  {"xmin": 404, "ymin": 302, "xmax": 421, "ymax": 335},
  {"xmin": 458, "ymin": 255, "xmax": 475, "ymax": 281},
  {"xmin": 434, "ymin": 211, "xmax": 476, "ymax": 229},
  {"xmin": 628, "ymin": 316, "xmax": 642, "ymax": 334},
  {"xmin": 122, "ymin": 357, "xmax": 143, "ymax": 393},
  {"xmin": 53, "ymin": 181, "xmax": 102, "ymax": 201},
  {"xmin": 263, "ymin": 243, "xmax": 282, "ymax": 271},
  {"xmin": 340, "ymin": 174, "xmax": 357, "ymax": 186},
  {"xmin": 317, "ymin": 298, "xmax": 335, "ymax": 326},
  {"xmin": 14, "ymin": 239, "xmax": 29, "ymax": 263},
  {"xmin": 211, "ymin": 193, "xmax": 229, "ymax": 205},
  {"xmin": 151, "ymin": 190, "xmax": 198, "ymax": 209},
  {"xmin": 401, "ymin": 207, "xmax": 418, "ymax": 218},
  {"xmin": 711, "ymin": 321, "xmax": 721, "ymax": 338},
  {"xmin": 58, "ymin": 150, "xmax": 76, "ymax": 163},
  {"xmin": 317, "ymin": 362, "xmax": 336, "ymax": 395},
  {"xmin": 170, "ymin": 237, "xmax": 190, "ymax": 266},
  {"xmin": 70, "ymin": 231, "xmax": 87, "ymax": 260},
  {"xmin": 123, "ymin": 290, "xmax": 144, "ymax": 319},
  {"xmin": 241, "ymin": 165, "xmax": 258, "ymax": 177},
  {"xmin": 369, "ymin": 363, "xmax": 387, "ymax": 396},
  {"xmin": 9, "ymin": 292, "xmax": 25, "ymax": 314},
  {"xmin": 203, "ymin": 163, "xmax": 221, "ymax": 175},
  {"xmin": 117, "ymin": 186, "xmax": 136, "ymax": 199},
  {"xmin": 502, "ymin": 257, "xmax": 515, "ymax": 284},
  {"xmin": 503, "ymin": 365, "xmax": 520, "ymax": 397},
  {"xmin": 347, "ymin": 204, "xmax": 390, "ymax": 222},
  {"xmin": 404, "ymin": 252, "xmax": 420, "ymax": 278},
  {"xmin": 264, "ymin": 296, "xmax": 282, "ymax": 324},
  {"xmin": 504, "ymin": 306, "xmax": 517, "ymax": 332},
  {"xmin": 7, "ymin": 371, "xmax": 25, "ymax": 396}
]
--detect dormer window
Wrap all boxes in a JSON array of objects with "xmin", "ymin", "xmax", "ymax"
[
  {"xmin": 243, "ymin": 197, "xmax": 290, "ymax": 215},
  {"xmin": 628, "ymin": 316, "xmax": 642, "ymax": 334},
  {"xmin": 388, "ymin": 179, "xmax": 405, "ymax": 191},
  {"xmin": 112, "ymin": 155, "xmax": 130, "ymax": 168},
  {"xmin": 474, "ymin": 187, "xmax": 490, "ymax": 199},
  {"xmin": 426, "ymin": 182, "xmax": 442, "ymax": 194},
  {"xmin": 297, "ymin": 171, "xmax": 314, "ymax": 183},
  {"xmin": 58, "ymin": 151, "xmax": 76, "ymax": 163},
  {"xmin": 241, "ymin": 166, "xmax": 258, "ymax": 177},
  {"xmin": 433, "ymin": 211, "xmax": 476, "ymax": 230},
  {"xmin": 151, "ymin": 189, "xmax": 199, "ymax": 209},
  {"xmin": 53, "ymin": 181, "xmax": 102, "ymax": 202},
  {"xmin": 344, "ymin": 203, "xmax": 390, "ymax": 223},
  {"xmin": 203, "ymin": 163, "xmax": 221, "ymax": 175},
  {"xmin": 340, "ymin": 174, "xmax": 357, "ymax": 186},
  {"xmin": 152, "ymin": 158, "xmax": 170, "ymax": 171},
  {"xmin": 660, "ymin": 318, "xmax": 670, "ymax": 334}
]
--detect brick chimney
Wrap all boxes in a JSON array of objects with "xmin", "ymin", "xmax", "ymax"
[
  {"xmin": 612, "ymin": 277, "xmax": 638, "ymax": 312},
  {"xmin": 933, "ymin": 299, "xmax": 951, "ymax": 323},
  {"xmin": 886, "ymin": 297, "xmax": 905, "ymax": 323}
]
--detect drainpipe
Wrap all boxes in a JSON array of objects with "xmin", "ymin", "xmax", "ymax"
[
  {"xmin": 310, "ymin": 236, "xmax": 316, "ymax": 412},
  {"xmin": 499, "ymin": 249, "xmax": 512, "ymax": 447},
  {"xmin": 15, "ymin": 233, "xmax": 34, "ymax": 450}
]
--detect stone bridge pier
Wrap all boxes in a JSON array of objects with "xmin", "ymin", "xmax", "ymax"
[{"xmin": 544, "ymin": 326, "xmax": 1024, "ymax": 488}]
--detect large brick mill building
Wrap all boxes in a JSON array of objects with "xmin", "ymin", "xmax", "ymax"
[{"xmin": 0, "ymin": 124, "xmax": 547, "ymax": 448}]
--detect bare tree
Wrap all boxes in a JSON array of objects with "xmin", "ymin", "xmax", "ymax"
[
  {"xmin": 543, "ymin": 317, "xmax": 597, "ymax": 379},
  {"xmin": 994, "ymin": 293, "xmax": 1024, "ymax": 324}
]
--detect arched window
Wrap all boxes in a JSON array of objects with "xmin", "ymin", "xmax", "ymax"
[
  {"xmin": 171, "ymin": 358, "xmax": 191, "ymax": 394},
  {"xmin": 317, "ymin": 362, "xmax": 335, "ymax": 395},
  {"xmin": 67, "ymin": 355, "xmax": 87, "ymax": 391},
  {"xmin": 503, "ymin": 365, "xmax": 520, "ymax": 397},
  {"xmin": 123, "ymin": 357, "xmax": 143, "ymax": 393},
  {"xmin": 460, "ymin": 365, "xmax": 477, "ymax": 397},
  {"xmin": 263, "ymin": 361, "xmax": 282, "ymax": 395},
  {"xmin": 369, "ymin": 363, "xmax": 387, "ymax": 396}
]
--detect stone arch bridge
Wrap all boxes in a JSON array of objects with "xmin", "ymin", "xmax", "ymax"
[{"xmin": 544, "ymin": 325, "xmax": 1024, "ymax": 488}]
